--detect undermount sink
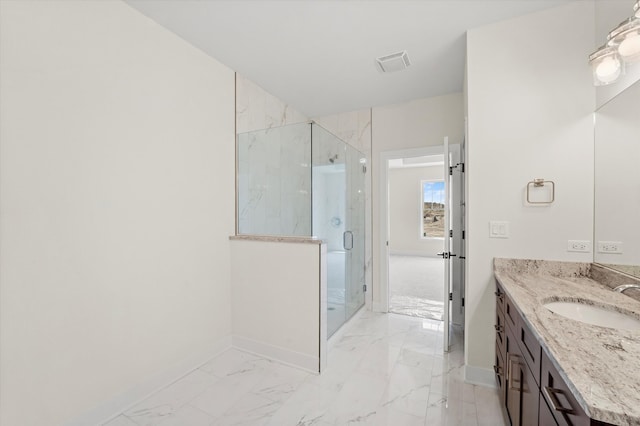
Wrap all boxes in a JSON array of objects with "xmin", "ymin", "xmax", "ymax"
[{"xmin": 544, "ymin": 301, "xmax": 640, "ymax": 330}]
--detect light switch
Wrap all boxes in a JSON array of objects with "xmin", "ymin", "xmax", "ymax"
[{"xmin": 489, "ymin": 221, "xmax": 509, "ymax": 238}]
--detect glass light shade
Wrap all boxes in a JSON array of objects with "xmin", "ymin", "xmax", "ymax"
[
  {"xmin": 635, "ymin": 1, "xmax": 640, "ymax": 18},
  {"xmin": 608, "ymin": 18, "xmax": 640, "ymax": 63},
  {"xmin": 589, "ymin": 45, "xmax": 623, "ymax": 86}
]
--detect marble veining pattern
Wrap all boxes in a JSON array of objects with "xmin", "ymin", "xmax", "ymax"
[
  {"xmin": 236, "ymin": 75, "xmax": 308, "ymax": 134},
  {"xmin": 237, "ymin": 123, "xmax": 312, "ymax": 236},
  {"xmin": 105, "ymin": 313, "xmax": 506, "ymax": 426},
  {"xmin": 494, "ymin": 258, "xmax": 640, "ymax": 425}
]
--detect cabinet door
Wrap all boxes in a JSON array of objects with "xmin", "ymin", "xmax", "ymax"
[
  {"xmin": 541, "ymin": 351, "xmax": 590, "ymax": 426},
  {"xmin": 495, "ymin": 342, "xmax": 506, "ymax": 403},
  {"xmin": 505, "ymin": 326, "xmax": 521, "ymax": 425},
  {"xmin": 496, "ymin": 304, "xmax": 506, "ymax": 359},
  {"xmin": 540, "ymin": 397, "xmax": 559, "ymax": 426},
  {"xmin": 506, "ymin": 322, "xmax": 539, "ymax": 426},
  {"xmin": 519, "ymin": 355, "xmax": 540, "ymax": 426}
]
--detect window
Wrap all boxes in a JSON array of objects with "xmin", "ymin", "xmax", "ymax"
[{"xmin": 422, "ymin": 180, "xmax": 445, "ymax": 238}]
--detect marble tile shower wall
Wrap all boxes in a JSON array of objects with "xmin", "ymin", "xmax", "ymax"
[
  {"xmin": 235, "ymin": 73, "xmax": 373, "ymax": 292},
  {"xmin": 236, "ymin": 74, "xmax": 311, "ymax": 236},
  {"xmin": 237, "ymin": 124, "xmax": 312, "ymax": 236},
  {"xmin": 236, "ymin": 75, "xmax": 309, "ymax": 134}
]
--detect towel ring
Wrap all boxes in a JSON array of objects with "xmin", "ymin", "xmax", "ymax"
[{"xmin": 526, "ymin": 179, "xmax": 554, "ymax": 204}]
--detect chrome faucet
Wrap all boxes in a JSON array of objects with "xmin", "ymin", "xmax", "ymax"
[{"xmin": 613, "ymin": 284, "xmax": 640, "ymax": 294}]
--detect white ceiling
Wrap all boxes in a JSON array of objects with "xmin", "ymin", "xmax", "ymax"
[{"xmin": 125, "ymin": 0, "xmax": 572, "ymax": 117}]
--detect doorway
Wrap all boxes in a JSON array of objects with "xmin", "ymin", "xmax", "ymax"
[
  {"xmin": 379, "ymin": 143, "xmax": 465, "ymax": 347},
  {"xmin": 387, "ymin": 156, "xmax": 445, "ymax": 321}
]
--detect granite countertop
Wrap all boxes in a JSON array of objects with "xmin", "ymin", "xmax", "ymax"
[
  {"xmin": 229, "ymin": 235, "xmax": 325, "ymax": 244},
  {"xmin": 494, "ymin": 258, "xmax": 640, "ymax": 426}
]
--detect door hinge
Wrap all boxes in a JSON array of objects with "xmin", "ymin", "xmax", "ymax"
[
  {"xmin": 450, "ymin": 162, "xmax": 465, "ymax": 174},
  {"xmin": 437, "ymin": 252, "xmax": 457, "ymax": 259},
  {"xmin": 449, "ymin": 230, "xmax": 453, "ymax": 238},
  {"xmin": 363, "ymin": 284, "xmax": 367, "ymax": 292},
  {"xmin": 449, "ymin": 292, "xmax": 453, "ymax": 301},
  {"xmin": 462, "ymin": 230, "xmax": 466, "ymax": 239},
  {"xmin": 362, "ymin": 165, "xmax": 367, "ymax": 173},
  {"xmin": 462, "ymin": 297, "xmax": 465, "ymax": 307}
]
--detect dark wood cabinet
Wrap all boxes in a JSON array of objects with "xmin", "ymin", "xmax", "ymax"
[
  {"xmin": 539, "ymin": 397, "xmax": 559, "ymax": 426},
  {"xmin": 504, "ymin": 296, "xmax": 539, "ymax": 426},
  {"xmin": 495, "ymin": 282, "xmax": 615, "ymax": 426},
  {"xmin": 540, "ymin": 350, "xmax": 591, "ymax": 426}
]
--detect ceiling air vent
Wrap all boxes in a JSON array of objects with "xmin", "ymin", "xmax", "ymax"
[{"xmin": 375, "ymin": 50, "xmax": 411, "ymax": 73}]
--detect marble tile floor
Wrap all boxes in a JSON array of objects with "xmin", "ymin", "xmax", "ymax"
[
  {"xmin": 105, "ymin": 312, "xmax": 507, "ymax": 426},
  {"xmin": 389, "ymin": 256, "xmax": 444, "ymax": 321}
]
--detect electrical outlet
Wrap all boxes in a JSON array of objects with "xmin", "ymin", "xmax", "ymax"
[
  {"xmin": 597, "ymin": 241, "xmax": 623, "ymax": 254},
  {"xmin": 567, "ymin": 240, "xmax": 591, "ymax": 252}
]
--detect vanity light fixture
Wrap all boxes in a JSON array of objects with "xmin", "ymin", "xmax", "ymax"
[
  {"xmin": 589, "ymin": 45, "xmax": 623, "ymax": 86},
  {"xmin": 589, "ymin": 1, "xmax": 640, "ymax": 85},
  {"xmin": 608, "ymin": 18, "xmax": 640, "ymax": 63}
]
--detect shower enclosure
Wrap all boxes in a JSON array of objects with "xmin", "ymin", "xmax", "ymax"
[{"xmin": 237, "ymin": 122, "xmax": 366, "ymax": 336}]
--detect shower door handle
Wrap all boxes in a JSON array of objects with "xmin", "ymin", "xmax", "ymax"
[{"xmin": 343, "ymin": 231, "xmax": 354, "ymax": 250}]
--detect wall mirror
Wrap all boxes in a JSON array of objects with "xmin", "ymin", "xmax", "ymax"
[{"xmin": 593, "ymin": 78, "xmax": 640, "ymax": 278}]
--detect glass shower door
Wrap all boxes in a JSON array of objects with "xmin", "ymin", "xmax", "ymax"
[
  {"xmin": 311, "ymin": 124, "xmax": 346, "ymax": 337},
  {"xmin": 311, "ymin": 123, "xmax": 366, "ymax": 336},
  {"xmin": 345, "ymin": 145, "xmax": 366, "ymax": 319}
]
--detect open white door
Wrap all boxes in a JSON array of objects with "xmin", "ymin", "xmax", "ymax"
[{"xmin": 440, "ymin": 137, "xmax": 452, "ymax": 352}]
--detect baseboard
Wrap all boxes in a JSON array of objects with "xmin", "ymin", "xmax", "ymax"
[
  {"xmin": 232, "ymin": 335, "xmax": 319, "ymax": 374},
  {"xmin": 372, "ymin": 301, "xmax": 387, "ymax": 313},
  {"xmin": 464, "ymin": 365, "xmax": 497, "ymax": 388},
  {"xmin": 67, "ymin": 335, "xmax": 232, "ymax": 426}
]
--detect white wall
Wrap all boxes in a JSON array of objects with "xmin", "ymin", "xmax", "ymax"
[
  {"xmin": 389, "ymin": 165, "xmax": 444, "ymax": 256},
  {"xmin": 0, "ymin": 2, "xmax": 235, "ymax": 425},
  {"xmin": 230, "ymin": 239, "xmax": 324, "ymax": 372},
  {"xmin": 372, "ymin": 93, "xmax": 464, "ymax": 309},
  {"xmin": 465, "ymin": 1, "xmax": 595, "ymax": 383}
]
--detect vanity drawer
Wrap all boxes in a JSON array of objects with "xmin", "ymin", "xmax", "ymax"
[
  {"xmin": 496, "ymin": 282, "xmax": 505, "ymax": 313},
  {"xmin": 516, "ymin": 318, "xmax": 541, "ymax": 387},
  {"xmin": 504, "ymin": 292, "xmax": 519, "ymax": 332},
  {"xmin": 496, "ymin": 303, "xmax": 506, "ymax": 356},
  {"xmin": 540, "ymin": 350, "xmax": 589, "ymax": 426}
]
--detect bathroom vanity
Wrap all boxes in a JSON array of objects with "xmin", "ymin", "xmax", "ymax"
[{"xmin": 494, "ymin": 258, "xmax": 640, "ymax": 426}]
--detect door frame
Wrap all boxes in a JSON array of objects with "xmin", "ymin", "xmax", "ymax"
[{"xmin": 378, "ymin": 145, "xmax": 445, "ymax": 313}]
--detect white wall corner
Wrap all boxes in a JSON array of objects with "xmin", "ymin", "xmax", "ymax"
[
  {"xmin": 232, "ymin": 335, "xmax": 320, "ymax": 374},
  {"xmin": 67, "ymin": 335, "xmax": 232, "ymax": 426}
]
